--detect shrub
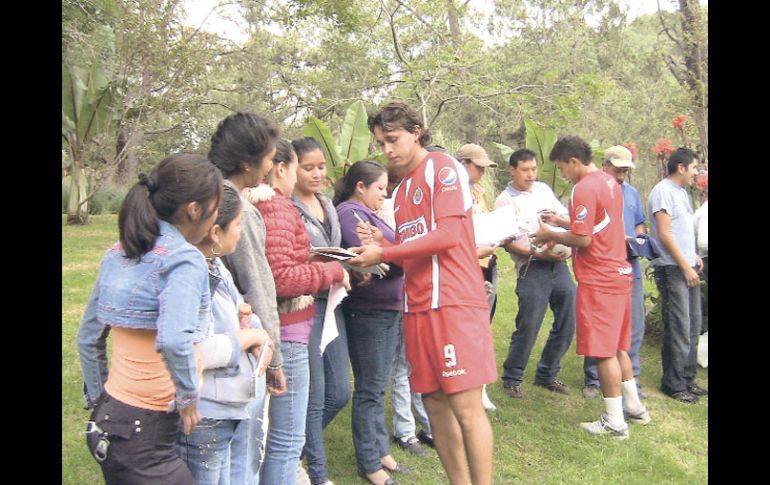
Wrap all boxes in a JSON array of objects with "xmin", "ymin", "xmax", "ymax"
[{"xmin": 89, "ymin": 183, "xmax": 128, "ymax": 214}]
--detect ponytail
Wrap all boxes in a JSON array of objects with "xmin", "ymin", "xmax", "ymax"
[{"xmin": 119, "ymin": 153, "xmax": 223, "ymax": 259}]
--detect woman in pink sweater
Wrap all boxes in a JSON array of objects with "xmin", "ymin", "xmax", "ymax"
[{"xmin": 247, "ymin": 139, "xmax": 349, "ymax": 483}]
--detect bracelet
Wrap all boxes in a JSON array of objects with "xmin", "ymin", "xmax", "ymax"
[{"xmin": 267, "ymin": 365, "xmax": 282, "ymax": 371}]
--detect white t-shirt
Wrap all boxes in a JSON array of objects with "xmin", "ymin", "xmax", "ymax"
[
  {"xmin": 693, "ymin": 200, "xmax": 708, "ymax": 256},
  {"xmin": 494, "ymin": 181, "xmax": 569, "ymax": 269}
]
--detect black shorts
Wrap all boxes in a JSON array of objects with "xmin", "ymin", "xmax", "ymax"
[{"xmin": 86, "ymin": 393, "xmax": 194, "ymax": 485}]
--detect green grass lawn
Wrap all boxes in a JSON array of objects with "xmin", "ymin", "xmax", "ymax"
[{"xmin": 62, "ymin": 215, "xmax": 708, "ymax": 484}]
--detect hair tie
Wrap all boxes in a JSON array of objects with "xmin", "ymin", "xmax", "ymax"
[{"xmin": 138, "ymin": 173, "xmax": 158, "ymax": 193}]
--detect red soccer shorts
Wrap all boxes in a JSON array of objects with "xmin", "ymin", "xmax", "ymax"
[
  {"xmin": 575, "ymin": 285, "xmax": 632, "ymax": 358},
  {"xmin": 404, "ymin": 305, "xmax": 498, "ymax": 395}
]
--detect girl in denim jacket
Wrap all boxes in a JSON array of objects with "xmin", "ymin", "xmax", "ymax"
[
  {"xmin": 77, "ymin": 154, "xmax": 223, "ymax": 484},
  {"xmin": 177, "ymin": 183, "xmax": 274, "ymax": 485}
]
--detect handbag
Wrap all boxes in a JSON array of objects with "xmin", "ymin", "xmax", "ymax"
[{"xmin": 626, "ymin": 234, "xmax": 662, "ymax": 261}]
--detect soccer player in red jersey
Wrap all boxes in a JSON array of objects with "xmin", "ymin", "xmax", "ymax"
[
  {"xmin": 348, "ymin": 102, "xmax": 496, "ymax": 485},
  {"xmin": 533, "ymin": 136, "xmax": 650, "ymax": 439}
]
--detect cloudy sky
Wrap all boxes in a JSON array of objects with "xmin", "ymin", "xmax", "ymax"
[{"xmin": 183, "ymin": 0, "xmax": 708, "ymax": 45}]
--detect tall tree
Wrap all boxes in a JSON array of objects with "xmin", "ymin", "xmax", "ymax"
[{"xmin": 658, "ymin": 0, "xmax": 708, "ymax": 161}]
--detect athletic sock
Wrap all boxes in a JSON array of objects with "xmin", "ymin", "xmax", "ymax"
[
  {"xmin": 621, "ymin": 379, "xmax": 644, "ymax": 413},
  {"xmin": 604, "ymin": 396, "xmax": 625, "ymax": 427}
]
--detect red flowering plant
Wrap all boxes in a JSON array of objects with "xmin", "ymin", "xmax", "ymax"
[
  {"xmin": 672, "ymin": 114, "xmax": 689, "ymax": 147},
  {"xmin": 651, "ymin": 137, "xmax": 674, "ymax": 179}
]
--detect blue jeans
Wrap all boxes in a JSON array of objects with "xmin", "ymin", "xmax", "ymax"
[
  {"xmin": 502, "ymin": 260, "xmax": 576, "ymax": 385},
  {"xmin": 344, "ymin": 307, "xmax": 400, "ymax": 473},
  {"xmin": 260, "ymin": 342, "xmax": 310, "ymax": 484},
  {"xmin": 240, "ymin": 378, "xmax": 267, "ymax": 485},
  {"xmin": 178, "ymin": 417, "xmax": 251, "ymax": 485},
  {"xmin": 584, "ymin": 276, "xmax": 645, "ymax": 387},
  {"xmin": 654, "ymin": 265, "xmax": 702, "ymax": 393},
  {"xmin": 304, "ymin": 298, "xmax": 351, "ymax": 483},
  {"xmin": 391, "ymin": 319, "xmax": 431, "ymax": 438}
]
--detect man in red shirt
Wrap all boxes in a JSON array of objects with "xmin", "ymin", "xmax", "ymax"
[
  {"xmin": 533, "ymin": 136, "xmax": 650, "ymax": 439},
  {"xmin": 349, "ymin": 102, "xmax": 496, "ymax": 485}
]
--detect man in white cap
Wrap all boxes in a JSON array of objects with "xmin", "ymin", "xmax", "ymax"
[
  {"xmin": 582, "ymin": 145, "xmax": 650, "ymax": 403},
  {"xmin": 456, "ymin": 143, "xmax": 499, "ymax": 412}
]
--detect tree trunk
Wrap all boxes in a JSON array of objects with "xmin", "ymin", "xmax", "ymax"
[
  {"xmin": 114, "ymin": 127, "xmax": 144, "ymax": 185},
  {"xmin": 679, "ymin": 0, "xmax": 708, "ymax": 162},
  {"xmin": 66, "ymin": 165, "xmax": 90, "ymax": 225},
  {"xmin": 447, "ymin": 0, "xmax": 462, "ymax": 49}
]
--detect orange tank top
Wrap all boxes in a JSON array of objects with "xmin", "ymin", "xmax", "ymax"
[{"xmin": 104, "ymin": 327, "xmax": 203, "ymax": 411}]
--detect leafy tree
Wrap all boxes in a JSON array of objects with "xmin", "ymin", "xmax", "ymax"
[
  {"xmin": 657, "ymin": 0, "xmax": 708, "ymax": 161},
  {"xmin": 62, "ymin": 24, "xmax": 123, "ymax": 224}
]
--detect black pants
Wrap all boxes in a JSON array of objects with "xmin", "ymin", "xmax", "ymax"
[
  {"xmin": 700, "ymin": 256, "xmax": 708, "ymax": 334},
  {"xmin": 87, "ymin": 393, "xmax": 195, "ymax": 485},
  {"xmin": 482, "ymin": 255, "xmax": 498, "ymax": 321}
]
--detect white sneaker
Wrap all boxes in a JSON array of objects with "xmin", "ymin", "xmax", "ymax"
[
  {"xmin": 296, "ymin": 462, "xmax": 311, "ymax": 485},
  {"xmin": 482, "ymin": 385, "xmax": 497, "ymax": 411},
  {"xmin": 624, "ymin": 407, "xmax": 651, "ymax": 425},
  {"xmin": 580, "ymin": 414, "xmax": 629, "ymax": 439}
]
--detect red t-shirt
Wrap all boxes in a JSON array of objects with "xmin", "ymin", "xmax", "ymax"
[
  {"xmin": 389, "ymin": 152, "xmax": 488, "ymax": 312},
  {"xmin": 569, "ymin": 170, "xmax": 632, "ymax": 293}
]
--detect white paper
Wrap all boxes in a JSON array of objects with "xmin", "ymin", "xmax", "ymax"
[
  {"xmin": 320, "ymin": 282, "xmax": 348, "ymax": 353},
  {"xmin": 472, "ymin": 204, "xmax": 523, "ymax": 246}
]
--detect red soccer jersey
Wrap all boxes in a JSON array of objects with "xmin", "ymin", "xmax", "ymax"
[
  {"xmin": 569, "ymin": 170, "xmax": 632, "ymax": 293},
  {"xmin": 390, "ymin": 152, "xmax": 488, "ymax": 312}
]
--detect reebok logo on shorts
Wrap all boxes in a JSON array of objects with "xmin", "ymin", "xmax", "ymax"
[{"xmin": 442, "ymin": 368, "xmax": 467, "ymax": 378}]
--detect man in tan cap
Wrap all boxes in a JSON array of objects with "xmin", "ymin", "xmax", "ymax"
[
  {"xmin": 456, "ymin": 143, "xmax": 499, "ymax": 412},
  {"xmin": 582, "ymin": 145, "xmax": 650, "ymax": 404}
]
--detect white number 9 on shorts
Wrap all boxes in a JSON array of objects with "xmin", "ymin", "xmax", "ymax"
[{"xmin": 444, "ymin": 344, "xmax": 457, "ymax": 368}]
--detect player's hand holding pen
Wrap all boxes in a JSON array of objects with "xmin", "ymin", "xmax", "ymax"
[{"xmin": 353, "ymin": 210, "xmax": 384, "ymax": 245}]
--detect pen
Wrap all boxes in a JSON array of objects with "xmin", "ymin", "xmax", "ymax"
[{"xmin": 352, "ymin": 209, "xmax": 375, "ymax": 243}]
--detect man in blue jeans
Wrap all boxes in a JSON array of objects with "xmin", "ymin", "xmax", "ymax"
[
  {"xmin": 583, "ymin": 146, "xmax": 648, "ymax": 399},
  {"xmin": 648, "ymin": 147, "xmax": 707, "ymax": 403},
  {"xmin": 495, "ymin": 148, "xmax": 576, "ymax": 398}
]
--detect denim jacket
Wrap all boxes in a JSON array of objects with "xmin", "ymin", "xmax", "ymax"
[
  {"xmin": 198, "ymin": 258, "xmax": 265, "ymax": 419},
  {"xmin": 77, "ymin": 220, "xmax": 211, "ymax": 409}
]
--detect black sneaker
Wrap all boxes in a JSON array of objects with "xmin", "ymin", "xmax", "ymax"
[
  {"xmin": 665, "ymin": 389, "xmax": 700, "ymax": 403},
  {"xmin": 503, "ymin": 382, "xmax": 523, "ymax": 398},
  {"xmin": 687, "ymin": 383, "xmax": 708, "ymax": 396},
  {"xmin": 416, "ymin": 429, "xmax": 435, "ymax": 448},
  {"xmin": 393, "ymin": 435, "xmax": 426, "ymax": 456},
  {"xmin": 533, "ymin": 379, "xmax": 569, "ymax": 395}
]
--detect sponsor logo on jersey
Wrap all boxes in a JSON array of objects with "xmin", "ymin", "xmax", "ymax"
[
  {"xmin": 441, "ymin": 368, "xmax": 467, "ymax": 378},
  {"xmin": 412, "ymin": 187, "xmax": 423, "ymax": 205},
  {"xmin": 575, "ymin": 205, "xmax": 588, "ymax": 221},
  {"xmin": 618, "ymin": 266, "xmax": 633, "ymax": 275},
  {"xmin": 397, "ymin": 216, "xmax": 428, "ymax": 243},
  {"xmin": 438, "ymin": 167, "xmax": 457, "ymax": 186}
]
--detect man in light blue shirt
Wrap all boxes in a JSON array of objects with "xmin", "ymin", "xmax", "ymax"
[
  {"xmin": 648, "ymin": 147, "xmax": 707, "ymax": 404},
  {"xmin": 582, "ymin": 146, "xmax": 648, "ymax": 400}
]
